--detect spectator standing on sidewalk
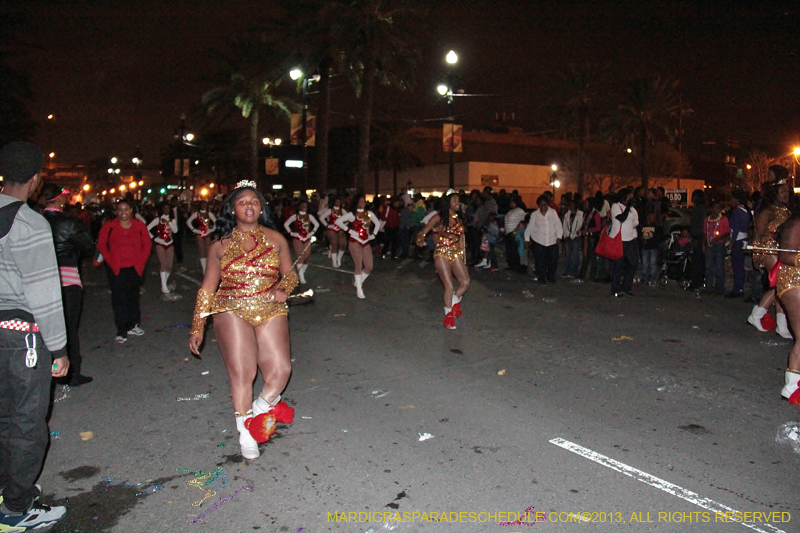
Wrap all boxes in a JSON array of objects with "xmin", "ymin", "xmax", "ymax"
[
  {"xmin": 610, "ymin": 187, "xmax": 640, "ymax": 297},
  {"xmin": 579, "ymin": 197, "xmax": 602, "ymax": 280},
  {"xmin": 727, "ymin": 190, "xmax": 751, "ymax": 298},
  {"xmin": 561, "ymin": 201, "xmax": 583, "ymax": 278},
  {"xmin": 0, "ymin": 142, "xmax": 69, "ymax": 530},
  {"xmin": 40, "ymin": 183, "xmax": 94, "ymax": 386},
  {"xmin": 640, "ymin": 210, "xmax": 663, "ymax": 286},
  {"xmin": 525, "ymin": 195, "xmax": 563, "ymax": 284},
  {"xmin": 503, "ymin": 198, "xmax": 525, "ymax": 271},
  {"xmin": 703, "ymin": 199, "xmax": 730, "ymax": 294},
  {"xmin": 689, "ymin": 189, "xmax": 707, "ymax": 290}
]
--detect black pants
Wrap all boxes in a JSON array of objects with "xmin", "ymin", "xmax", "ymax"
[
  {"xmin": 0, "ymin": 329, "xmax": 52, "ymax": 512},
  {"xmin": 504, "ymin": 233, "xmax": 520, "ymax": 268},
  {"xmin": 173, "ymin": 230, "xmax": 184, "ymax": 263},
  {"xmin": 466, "ymin": 226, "xmax": 482, "ymax": 264},
  {"xmin": 382, "ymin": 227, "xmax": 399, "ymax": 257},
  {"xmin": 580, "ymin": 233, "xmax": 599, "ymax": 278},
  {"xmin": 107, "ymin": 266, "xmax": 143, "ymax": 337},
  {"xmin": 612, "ymin": 239, "xmax": 640, "ymax": 294},
  {"xmin": 533, "ymin": 242, "xmax": 558, "ymax": 283},
  {"xmin": 691, "ymin": 238, "xmax": 705, "ymax": 288},
  {"xmin": 62, "ymin": 285, "xmax": 83, "ymax": 375}
]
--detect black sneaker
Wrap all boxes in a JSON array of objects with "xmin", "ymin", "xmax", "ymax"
[
  {"xmin": 68, "ymin": 374, "xmax": 93, "ymax": 387},
  {"xmin": 0, "ymin": 501, "xmax": 65, "ymax": 531}
]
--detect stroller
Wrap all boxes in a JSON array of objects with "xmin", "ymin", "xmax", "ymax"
[{"xmin": 657, "ymin": 230, "xmax": 692, "ymax": 289}]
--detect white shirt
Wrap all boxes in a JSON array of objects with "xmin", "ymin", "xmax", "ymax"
[
  {"xmin": 562, "ymin": 210, "xmax": 584, "ymax": 239},
  {"xmin": 609, "ymin": 202, "xmax": 639, "ymax": 241},
  {"xmin": 524, "ymin": 207, "xmax": 563, "ymax": 246},
  {"xmin": 504, "ymin": 207, "xmax": 526, "ymax": 234}
]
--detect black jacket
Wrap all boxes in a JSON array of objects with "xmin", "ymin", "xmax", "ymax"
[{"xmin": 42, "ymin": 209, "xmax": 94, "ymax": 267}]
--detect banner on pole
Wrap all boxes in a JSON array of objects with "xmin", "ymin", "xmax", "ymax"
[
  {"xmin": 290, "ymin": 114, "xmax": 302, "ymax": 145},
  {"xmin": 265, "ymin": 158, "xmax": 280, "ymax": 175},
  {"xmin": 443, "ymin": 124, "xmax": 462, "ymax": 153}
]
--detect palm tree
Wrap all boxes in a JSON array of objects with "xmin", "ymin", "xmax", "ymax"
[
  {"xmin": 333, "ymin": 0, "xmax": 423, "ymax": 193},
  {"xmin": 557, "ymin": 63, "xmax": 607, "ymax": 195},
  {"xmin": 370, "ymin": 121, "xmax": 422, "ymax": 195},
  {"xmin": 201, "ymin": 31, "xmax": 297, "ymax": 184},
  {"xmin": 615, "ymin": 74, "xmax": 682, "ymax": 189}
]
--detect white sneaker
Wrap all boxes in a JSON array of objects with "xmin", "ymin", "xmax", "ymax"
[
  {"xmin": 474, "ymin": 260, "xmax": 488, "ymax": 268},
  {"xmin": 127, "ymin": 325, "xmax": 144, "ymax": 336},
  {"xmin": 0, "ymin": 501, "xmax": 66, "ymax": 531},
  {"xmin": 114, "ymin": 336, "xmax": 127, "ymax": 344}
]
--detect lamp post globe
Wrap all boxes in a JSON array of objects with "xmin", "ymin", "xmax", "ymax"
[{"xmin": 446, "ymin": 50, "xmax": 458, "ymax": 65}]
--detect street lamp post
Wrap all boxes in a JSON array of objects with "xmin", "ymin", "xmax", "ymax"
[
  {"xmin": 437, "ymin": 50, "xmax": 458, "ymax": 190},
  {"xmin": 550, "ymin": 164, "xmax": 560, "ymax": 196},
  {"xmin": 290, "ymin": 69, "xmax": 311, "ymax": 194}
]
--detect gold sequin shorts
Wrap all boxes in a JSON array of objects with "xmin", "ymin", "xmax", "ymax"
[{"xmin": 778, "ymin": 264, "xmax": 800, "ymax": 298}]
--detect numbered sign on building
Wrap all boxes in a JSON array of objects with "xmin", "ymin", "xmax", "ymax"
[{"xmin": 665, "ymin": 189, "xmax": 687, "ymax": 206}]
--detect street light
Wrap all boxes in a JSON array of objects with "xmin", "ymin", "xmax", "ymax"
[
  {"xmin": 550, "ymin": 164, "xmax": 559, "ymax": 195},
  {"xmin": 290, "ymin": 68, "xmax": 311, "ymax": 191},
  {"xmin": 439, "ymin": 50, "xmax": 459, "ymax": 190}
]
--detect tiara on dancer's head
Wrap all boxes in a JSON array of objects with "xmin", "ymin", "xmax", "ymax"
[{"xmin": 235, "ymin": 179, "xmax": 257, "ymax": 189}]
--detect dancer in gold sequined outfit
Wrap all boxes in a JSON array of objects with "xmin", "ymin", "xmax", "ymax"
[
  {"xmin": 336, "ymin": 195, "xmax": 380, "ymax": 299},
  {"xmin": 188, "ymin": 182, "xmax": 298, "ymax": 459},
  {"xmin": 776, "ymin": 214, "xmax": 800, "ymax": 404},
  {"xmin": 747, "ymin": 178, "xmax": 792, "ymax": 338},
  {"xmin": 416, "ymin": 192, "xmax": 470, "ymax": 329}
]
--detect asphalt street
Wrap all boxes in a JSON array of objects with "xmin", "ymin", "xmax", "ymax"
[{"xmin": 41, "ymin": 244, "xmax": 799, "ymax": 533}]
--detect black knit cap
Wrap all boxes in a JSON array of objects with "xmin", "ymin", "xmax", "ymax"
[{"xmin": 0, "ymin": 141, "xmax": 44, "ymax": 185}]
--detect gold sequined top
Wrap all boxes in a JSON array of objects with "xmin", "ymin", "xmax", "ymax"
[
  {"xmin": 212, "ymin": 228, "xmax": 296, "ymax": 327},
  {"xmin": 753, "ymin": 205, "xmax": 791, "ymax": 268},
  {"xmin": 433, "ymin": 214, "xmax": 466, "ymax": 263}
]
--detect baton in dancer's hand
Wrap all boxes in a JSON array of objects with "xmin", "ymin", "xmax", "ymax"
[{"xmin": 199, "ymin": 289, "xmax": 315, "ymax": 318}]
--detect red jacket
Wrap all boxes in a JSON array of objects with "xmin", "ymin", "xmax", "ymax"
[{"xmin": 97, "ymin": 218, "xmax": 152, "ymax": 276}]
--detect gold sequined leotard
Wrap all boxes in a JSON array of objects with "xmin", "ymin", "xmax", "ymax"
[
  {"xmin": 777, "ymin": 263, "xmax": 800, "ymax": 297},
  {"xmin": 433, "ymin": 214, "xmax": 465, "ymax": 263},
  {"xmin": 211, "ymin": 228, "xmax": 298, "ymax": 327},
  {"xmin": 753, "ymin": 205, "xmax": 791, "ymax": 268}
]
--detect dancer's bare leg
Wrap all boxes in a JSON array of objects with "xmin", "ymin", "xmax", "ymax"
[
  {"xmin": 254, "ymin": 315, "xmax": 292, "ymax": 403},
  {"xmin": 451, "ymin": 257, "xmax": 471, "ymax": 299},
  {"xmin": 349, "ymin": 242, "xmax": 364, "ymax": 275},
  {"xmin": 214, "ymin": 312, "xmax": 258, "ymax": 413},
  {"xmin": 434, "ymin": 256, "xmax": 455, "ymax": 308}
]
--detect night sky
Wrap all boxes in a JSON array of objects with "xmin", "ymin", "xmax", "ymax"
[{"xmin": 16, "ymin": 0, "xmax": 800, "ymax": 167}]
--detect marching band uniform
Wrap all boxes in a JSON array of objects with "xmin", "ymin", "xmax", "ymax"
[
  {"xmin": 186, "ymin": 208, "xmax": 217, "ymax": 273},
  {"xmin": 749, "ymin": 205, "xmax": 791, "ymax": 336},
  {"xmin": 147, "ymin": 214, "xmax": 179, "ymax": 294},
  {"xmin": 283, "ymin": 211, "xmax": 320, "ymax": 284},
  {"xmin": 319, "ymin": 205, "xmax": 348, "ymax": 267},
  {"xmin": 336, "ymin": 208, "xmax": 380, "ymax": 298}
]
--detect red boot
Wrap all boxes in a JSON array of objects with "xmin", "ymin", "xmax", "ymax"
[
  {"xmin": 452, "ymin": 302, "xmax": 462, "ymax": 318},
  {"xmin": 443, "ymin": 311, "xmax": 456, "ymax": 329}
]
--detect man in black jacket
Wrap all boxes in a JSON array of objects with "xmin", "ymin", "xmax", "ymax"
[{"xmin": 41, "ymin": 183, "xmax": 94, "ymax": 386}]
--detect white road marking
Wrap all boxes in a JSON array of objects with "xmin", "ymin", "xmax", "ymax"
[{"xmin": 549, "ymin": 437, "xmax": 787, "ymax": 533}]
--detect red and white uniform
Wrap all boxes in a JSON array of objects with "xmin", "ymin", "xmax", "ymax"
[
  {"xmin": 148, "ymin": 215, "xmax": 178, "ymax": 247},
  {"xmin": 284, "ymin": 212, "xmax": 320, "ymax": 242},
  {"xmin": 187, "ymin": 210, "xmax": 216, "ymax": 238},
  {"xmin": 336, "ymin": 209, "xmax": 380, "ymax": 246},
  {"xmin": 318, "ymin": 206, "xmax": 347, "ymax": 232}
]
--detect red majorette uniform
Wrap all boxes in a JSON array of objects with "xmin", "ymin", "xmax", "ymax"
[
  {"xmin": 187, "ymin": 210, "xmax": 217, "ymax": 238},
  {"xmin": 336, "ymin": 209, "xmax": 380, "ymax": 246},
  {"xmin": 148, "ymin": 214, "xmax": 178, "ymax": 248},
  {"xmin": 283, "ymin": 211, "xmax": 320, "ymax": 284},
  {"xmin": 336, "ymin": 208, "xmax": 380, "ymax": 298},
  {"xmin": 148, "ymin": 214, "xmax": 179, "ymax": 294},
  {"xmin": 318, "ymin": 205, "xmax": 348, "ymax": 267}
]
